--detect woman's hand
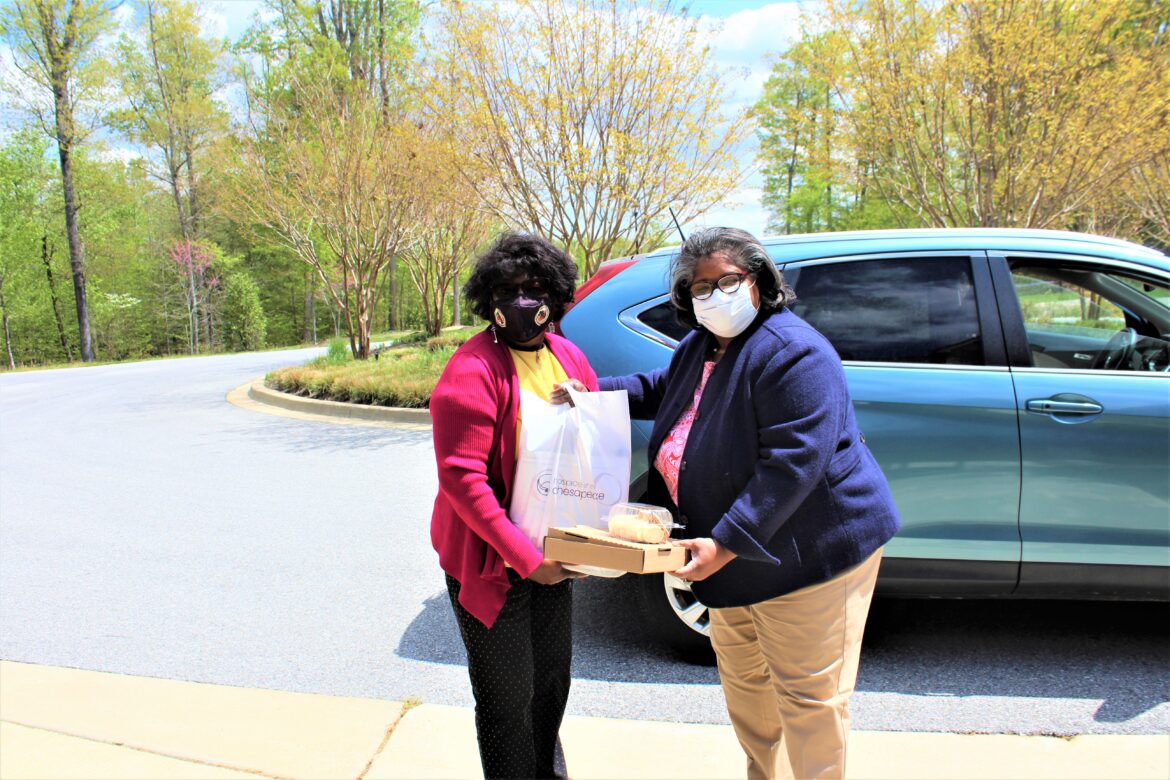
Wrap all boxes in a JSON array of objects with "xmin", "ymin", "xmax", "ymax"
[
  {"xmin": 528, "ymin": 559, "xmax": 570, "ymax": 585},
  {"xmin": 549, "ymin": 379, "xmax": 588, "ymax": 405},
  {"xmin": 673, "ymin": 538, "xmax": 736, "ymax": 582}
]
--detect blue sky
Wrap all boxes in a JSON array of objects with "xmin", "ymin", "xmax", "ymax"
[{"xmin": 685, "ymin": 0, "xmax": 801, "ymax": 16}]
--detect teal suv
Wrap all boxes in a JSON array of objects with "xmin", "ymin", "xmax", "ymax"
[{"xmin": 559, "ymin": 228, "xmax": 1170, "ymax": 655}]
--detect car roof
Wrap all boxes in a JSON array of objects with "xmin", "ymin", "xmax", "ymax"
[{"xmin": 641, "ymin": 228, "xmax": 1170, "ymax": 272}]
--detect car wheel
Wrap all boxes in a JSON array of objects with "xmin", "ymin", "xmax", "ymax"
[{"xmin": 635, "ymin": 572, "xmax": 716, "ymax": 665}]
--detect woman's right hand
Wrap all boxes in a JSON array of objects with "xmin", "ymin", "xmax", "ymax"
[
  {"xmin": 528, "ymin": 558, "xmax": 570, "ymax": 585},
  {"xmin": 550, "ymin": 379, "xmax": 588, "ymax": 405}
]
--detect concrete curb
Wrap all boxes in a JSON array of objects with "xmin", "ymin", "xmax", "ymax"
[
  {"xmin": 229, "ymin": 380, "xmax": 432, "ymax": 428},
  {"xmin": 4, "ymin": 661, "xmax": 1168, "ymax": 780}
]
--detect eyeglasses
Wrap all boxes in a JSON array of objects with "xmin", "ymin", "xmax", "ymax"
[
  {"xmin": 689, "ymin": 272, "xmax": 753, "ymax": 301},
  {"xmin": 492, "ymin": 278, "xmax": 548, "ymax": 300}
]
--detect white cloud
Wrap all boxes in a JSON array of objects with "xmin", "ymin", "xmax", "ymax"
[
  {"xmin": 207, "ymin": 0, "xmax": 264, "ymax": 42},
  {"xmin": 95, "ymin": 145, "xmax": 144, "ymax": 165},
  {"xmin": 687, "ymin": 3, "xmax": 812, "ymax": 236},
  {"xmin": 112, "ymin": 2, "xmax": 136, "ymax": 27},
  {"xmin": 684, "ymin": 186, "xmax": 770, "ymax": 240},
  {"xmin": 201, "ymin": 6, "xmax": 230, "ymax": 39},
  {"xmin": 0, "ymin": 42, "xmax": 48, "ymax": 134},
  {"xmin": 702, "ymin": 2, "xmax": 807, "ymax": 114}
]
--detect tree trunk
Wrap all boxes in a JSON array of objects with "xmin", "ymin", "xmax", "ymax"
[
  {"xmin": 202, "ymin": 282, "xmax": 213, "ymax": 350},
  {"xmin": 358, "ymin": 317, "xmax": 370, "ymax": 358},
  {"xmin": 453, "ymin": 276, "xmax": 462, "ymax": 327},
  {"xmin": 303, "ymin": 271, "xmax": 315, "ymax": 342},
  {"xmin": 53, "ymin": 77, "xmax": 94, "ymax": 362},
  {"xmin": 42, "ymin": 235, "xmax": 73, "ymax": 361},
  {"xmin": 187, "ymin": 262, "xmax": 198, "ymax": 353},
  {"xmin": 783, "ymin": 89, "xmax": 804, "ymax": 234},
  {"xmin": 388, "ymin": 255, "xmax": 398, "ymax": 330},
  {"xmin": 326, "ymin": 294, "xmax": 341, "ymax": 337},
  {"xmin": 0, "ymin": 274, "xmax": 15, "ymax": 369},
  {"xmin": 184, "ymin": 139, "xmax": 199, "ymax": 239},
  {"xmin": 378, "ymin": 0, "xmax": 390, "ymax": 124}
]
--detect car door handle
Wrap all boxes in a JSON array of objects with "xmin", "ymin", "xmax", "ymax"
[{"xmin": 1025, "ymin": 397, "xmax": 1104, "ymax": 415}]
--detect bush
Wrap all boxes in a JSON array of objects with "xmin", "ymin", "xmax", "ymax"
[
  {"xmin": 266, "ymin": 332, "xmax": 474, "ymax": 407},
  {"xmin": 425, "ymin": 328, "xmax": 479, "ymax": 351},
  {"xmin": 222, "ymin": 274, "xmax": 267, "ymax": 351},
  {"xmin": 323, "ymin": 337, "xmax": 351, "ymax": 364},
  {"xmin": 390, "ymin": 330, "xmax": 431, "ymax": 347}
]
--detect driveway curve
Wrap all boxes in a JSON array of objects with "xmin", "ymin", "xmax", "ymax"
[{"xmin": 1, "ymin": 349, "xmax": 1166, "ymax": 735}]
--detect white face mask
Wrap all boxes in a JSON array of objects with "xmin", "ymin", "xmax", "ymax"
[{"xmin": 692, "ymin": 281, "xmax": 759, "ymax": 338}]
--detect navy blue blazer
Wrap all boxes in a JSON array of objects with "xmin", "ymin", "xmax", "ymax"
[{"xmin": 600, "ymin": 307, "xmax": 900, "ymax": 607}]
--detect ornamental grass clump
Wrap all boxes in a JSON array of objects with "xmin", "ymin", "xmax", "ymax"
[
  {"xmin": 266, "ymin": 328, "xmax": 478, "ymax": 408},
  {"xmin": 323, "ymin": 337, "xmax": 351, "ymax": 364}
]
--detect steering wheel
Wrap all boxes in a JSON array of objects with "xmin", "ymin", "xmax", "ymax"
[{"xmin": 1094, "ymin": 327, "xmax": 1138, "ymax": 370}]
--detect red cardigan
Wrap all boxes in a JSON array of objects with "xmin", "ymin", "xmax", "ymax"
[{"xmin": 430, "ymin": 329, "xmax": 599, "ymax": 627}]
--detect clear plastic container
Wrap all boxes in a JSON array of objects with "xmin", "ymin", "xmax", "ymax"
[{"xmin": 605, "ymin": 502, "xmax": 683, "ymax": 544}]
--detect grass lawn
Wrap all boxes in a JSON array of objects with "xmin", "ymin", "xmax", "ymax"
[{"xmin": 265, "ymin": 326, "xmax": 482, "ymax": 408}]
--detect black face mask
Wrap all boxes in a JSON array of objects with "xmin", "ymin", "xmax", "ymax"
[{"xmin": 493, "ymin": 295, "xmax": 552, "ymax": 346}]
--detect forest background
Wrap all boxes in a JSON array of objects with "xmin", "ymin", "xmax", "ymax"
[{"xmin": 0, "ymin": 0, "xmax": 1166, "ymax": 369}]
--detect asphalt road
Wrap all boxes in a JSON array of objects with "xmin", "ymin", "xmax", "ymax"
[{"xmin": 1, "ymin": 350, "xmax": 1167, "ymax": 736}]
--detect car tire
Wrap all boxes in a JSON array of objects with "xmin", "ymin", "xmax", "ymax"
[{"xmin": 635, "ymin": 572, "xmax": 717, "ymax": 665}]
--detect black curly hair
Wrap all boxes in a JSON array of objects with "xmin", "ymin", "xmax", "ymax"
[
  {"xmin": 669, "ymin": 227, "xmax": 796, "ymax": 330},
  {"xmin": 464, "ymin": 232, "xmax": 579, "ymax": 322}
]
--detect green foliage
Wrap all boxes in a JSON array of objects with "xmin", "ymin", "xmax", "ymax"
[
  {"xmin": 75, "ymin": 149, "xmax": 170, "ymax": 360},
  {"xmin": 267, "ymin": 327, "xmax": 478, "ymax": 406},
  {"xmin": 221, "ymin": 272, "xmax": 267, "ymax": 351},
  {"xmin": 237, "ymin": 0, "xmax": 421, "ymax": 100},
  {"xmin": 758, "ymin": 0, "xmax": 1169, "ymax": 234},
  {"xmin": 424, "ymin": 327, "xmax": 478, "ymax": 351},
  {"xmin": 755, "ymin": 31, "xmax": 907, "ymax": 234},
  {"xmin": 90, "ymin": 291, "xmax": 152, "ymax": 360},
  {"xmin": 324, "ymin": 337, "xmax": 351, "ymax": 364},
  {"xmin": 0, "ymin": 129, "xmax": 61, "ymax": 365},
  {"xmin": 109, "ymin": 0, "xmax": 228, "ymax": 244},
  {"xmin": 390, "ymin": 329, "xmax": 431, "ymax": 346}
]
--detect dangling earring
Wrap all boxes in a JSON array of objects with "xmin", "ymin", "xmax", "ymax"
[
  {"xmin": 548, "ymin": 322, "xmax": 557, "ymax": 334},
  {"xmin": 490, "ymin": 325, "xmax": 498, "ymax": 344}
]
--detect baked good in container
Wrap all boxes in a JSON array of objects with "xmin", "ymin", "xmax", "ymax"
[{"xmin": 606, "ymin": 503, "xmax": 674, "ymax": 544}]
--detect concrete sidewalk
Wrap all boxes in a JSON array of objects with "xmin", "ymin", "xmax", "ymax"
[{"xmin": 1, "ymin": 661, "xmax": 1167, "ymax": 780}]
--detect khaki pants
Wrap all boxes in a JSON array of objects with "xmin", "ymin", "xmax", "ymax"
[{"xmin": 709, "ymin": 549, "xmax": 883, "ymax": 780}]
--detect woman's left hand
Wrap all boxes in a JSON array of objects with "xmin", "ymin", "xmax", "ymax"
[
  {"xmin": 550, "ymin": 379, "xmax": 588, "ymax": 405},
  {"xmin": 672, "ymin": 538, "xmax": 736, "ymax": 581}
]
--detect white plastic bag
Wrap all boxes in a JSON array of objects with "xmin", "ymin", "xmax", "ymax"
[{"xmin": 509, "ymin": 386, "xmax": 631, "ymax": 549}]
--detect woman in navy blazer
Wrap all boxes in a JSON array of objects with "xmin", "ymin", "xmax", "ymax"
[{"xmin": 556, "ymin": 227, "xmax": 899, "ymax": 779}]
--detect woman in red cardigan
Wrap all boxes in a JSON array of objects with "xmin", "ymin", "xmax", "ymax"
[{"xmin": 430, "ymin": 233, "xmax": 598, "ymax": 780}]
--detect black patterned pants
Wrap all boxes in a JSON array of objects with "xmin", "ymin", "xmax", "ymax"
[{"xmin": 446, "ymin": 571, "xmax": 572, "ymax": 780}]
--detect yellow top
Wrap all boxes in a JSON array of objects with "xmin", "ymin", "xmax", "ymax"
[
  {"xmin": 510, "ymin": 345, "xmax": 569, "ymax": 403},
  {"xmin": 511, "ymin": 345, "xmax": 569, "ymax": 445}
]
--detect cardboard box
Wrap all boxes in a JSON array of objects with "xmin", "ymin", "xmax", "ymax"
[{"xmin": 544, "ymin": 526, "xmax": 687, "ymax": 574}]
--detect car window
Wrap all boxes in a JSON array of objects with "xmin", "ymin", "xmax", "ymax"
[
  {"xmin": 1009, "ymin": 261, "xmax": 1170, "ymax": 372},
  {"xmin": 636, "ymin": 301, "xmax": 691, "ymax": 343},
  {"xmin": 787, "ymin": 257, "xmax": 984, "ymax": 365}
]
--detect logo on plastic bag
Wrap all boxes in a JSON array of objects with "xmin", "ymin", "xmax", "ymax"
[{"xmin": 535, "ymin": 471, "xmax": 621, "ymax": 505}]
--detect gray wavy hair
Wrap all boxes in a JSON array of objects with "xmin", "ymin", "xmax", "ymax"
[{"xmin": 669, "ymin": 227, "xmax": 796, "ymax": 330}]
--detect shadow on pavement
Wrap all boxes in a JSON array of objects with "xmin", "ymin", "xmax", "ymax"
[
  {"xmin": 860, "ymin": 598, "xmax": 1170, "ymax": 724},
  {"xmin": 397, "ymin": 579, "xmax": 1169, "ymax": 724},
  {"xmin": 394, "ymin": 575, "xmax": 721, "ymax": 685}
]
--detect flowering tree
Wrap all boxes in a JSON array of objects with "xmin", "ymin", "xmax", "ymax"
[{"xmin": 168, "ymin": 238, "xmax": 217, "ymax": 353}]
